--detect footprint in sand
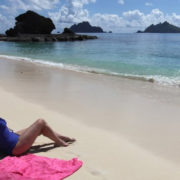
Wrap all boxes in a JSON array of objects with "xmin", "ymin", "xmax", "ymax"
[{"xmin": 88, "ymin": 168, "xmax": 108, "ymax": 180}]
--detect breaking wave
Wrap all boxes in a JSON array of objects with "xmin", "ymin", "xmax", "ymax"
[{"xmin": 0, "ymin": 54, "xmax": 180, "ymax": 87}]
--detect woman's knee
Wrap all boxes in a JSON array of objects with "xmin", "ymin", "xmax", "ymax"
[{"xmin": 36, "ymin": 118, "xmax": 47, "ymax": 127}]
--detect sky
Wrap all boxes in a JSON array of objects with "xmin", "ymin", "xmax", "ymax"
[{"xmin": 0, "ymin": 0, "xmax": 180, "ymax": 33}]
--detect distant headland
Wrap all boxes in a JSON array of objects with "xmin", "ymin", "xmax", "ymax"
[
  {"xmin": 0, "ymin": 11, "xmax": 97, "ymax": 42},
  {"xmin": 137, "ymin": 21, "xmax": 180, "ymax": 33},
  {"xmin": 70, "ymin": 21, "xmax": 104, "ymax": 33}
]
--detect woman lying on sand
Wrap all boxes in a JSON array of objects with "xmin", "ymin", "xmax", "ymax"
[{"xmin": 0, "ymin": 117, "xmax": 75, "ymax": 156}]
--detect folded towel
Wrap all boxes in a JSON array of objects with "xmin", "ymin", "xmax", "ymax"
[{"xmin": 0, "ymin": 154, "xmax": 83, "ymax": 180}]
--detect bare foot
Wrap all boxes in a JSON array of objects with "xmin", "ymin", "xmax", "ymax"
[
  {"xmin": 58, "ymin": 135, "xmax": 76, "ymax": 143},
  {"xmin": 55, "ymin": 139, "xmax": 69, "ymax": 147}
]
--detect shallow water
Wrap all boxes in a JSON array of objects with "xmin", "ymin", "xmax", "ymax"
[{"xmin": 0, "ymin": 33, "xmax": 180, "ymax": 86}]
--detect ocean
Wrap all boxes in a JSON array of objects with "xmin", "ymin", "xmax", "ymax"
[{"xmin": 0, "ymin": 33, "xmax": 180, "ymax": 86}]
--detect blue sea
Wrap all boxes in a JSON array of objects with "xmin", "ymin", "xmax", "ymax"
[{"xmin": 0, "ymin": 33, "xmax": 180, "ymax": 86}]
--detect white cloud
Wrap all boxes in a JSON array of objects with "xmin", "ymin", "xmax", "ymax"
[
  {"xmin": 88, "ymin": 9, "xmax": 180, "ymax": 33},
  {"xmin": 0, "ymin": 13, "xmax": 13, "ymax": 33},
  {"xmin": 123, "ymin": 9, "xmax": 144, "ymax": 21},
  {"xmin": 6, "ymin": 0, "xmax": 60, "ymax": 13},
  {"xmin": 166, "ymin": 13, "xmax": 180, "ymax": 26},
  {"xmin": 0, "ymin": 0, "xmax": 60, "ymax": 33},
  {"xmin": 91, "ymin": 13, "xmax": 124, "ymax": 31},
  {"xmin": 122, "ymin": 9, "xmax": 166, "ymax": 31},
  {"xmin": 0, "ymin": 14, "xmax": 7, "ymax": 24},
  {"xmin": 145, "ymin": 2, "xmax": 152, "ymax": 6},
  {"xmin": 118, "ymin": 0, "xmax": 124, "ymax": 5},
  {"xmin": 49, "ymin": 0, "xmax": 96, "ymax": 31},
  {"xmin": 1, "ymin": 0, "xmax": 180, "ymax": 33},
  {"xmin": 49, "ymin": 6, "xmax": 180, "ymax": 33},
  {"xmin": 31, "ymin": 0, "xmax": 59, "ymax": 10},
  {"xmin": 0, "ymin": 5, "xmax": 9, "ymax": 10},
  {"xmin": 145, "ymin": 9, "xmax": 165, "ymax": 25}
]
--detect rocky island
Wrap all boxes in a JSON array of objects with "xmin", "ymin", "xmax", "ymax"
[
  {"xmin": 70, "ymin": 21, "xmax": 104, "ymax": 33},
  {"xmin": 0, "ymin": 11, "xmax": 97, "ymax": 42},
  {"xmin": 137, "ymin": 21, "xmax": 180, "ymax": 33}
]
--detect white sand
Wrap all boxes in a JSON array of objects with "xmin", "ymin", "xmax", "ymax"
[{"xmin": 1, "ymin": 57, "xmax": 180, "ymax": 179}]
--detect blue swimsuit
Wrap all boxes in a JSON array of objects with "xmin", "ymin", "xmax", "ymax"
[{"xmin": 0, "ymin": 118, "xmax": 19, "ymax": 155}]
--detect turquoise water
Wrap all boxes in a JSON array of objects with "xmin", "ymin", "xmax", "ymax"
[{"xmin": 0, "ymin": 33, "xmax": 180, "ymax": 86}]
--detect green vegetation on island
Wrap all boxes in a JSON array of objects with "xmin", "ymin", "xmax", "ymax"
[
  {"xmin": 70, "ymin": 21, "xmax": 104, "ymax": 33},
  {"xmin": 137, "ymin": 21, "xmax": 180, "ymax": 33}
]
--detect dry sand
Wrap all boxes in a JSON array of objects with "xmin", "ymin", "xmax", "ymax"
[{"xmin": 1, "ymin": 57, "xmax": 180, "ymax": 179}]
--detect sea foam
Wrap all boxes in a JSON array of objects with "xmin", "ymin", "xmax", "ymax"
[{"xmin": 0, "ymin": 54, "xmax": 180, "ymax": 87}]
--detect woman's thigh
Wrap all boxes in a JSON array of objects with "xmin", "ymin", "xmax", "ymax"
[{"xmin": 12, "ymin": 120, "xmax": 43, "ymax": 155}]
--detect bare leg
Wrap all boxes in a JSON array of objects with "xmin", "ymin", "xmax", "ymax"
[
  {"xmin": 16, "ymin": 129, "xmax": 75, "ymax": 143},
  {"xmin": 15, "ymin": 128, "xmax": 27, "ymax": 135},
  {"xmin": 55, "ymin": 133, "xmax": 76, "ymax": 143},
  {"xmin": 12, "ymin": 119, "xmax": 69, "ymax": 156}
]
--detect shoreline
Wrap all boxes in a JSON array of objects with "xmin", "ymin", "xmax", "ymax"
[
  {"xmin": 0, "ymin": 54, "xmax": 180, "ymax": 87},
  {"xmin": 0, "ymin": 33, "xmax": 97, "ymax": 42},
  {"xmin": 1, "ymin": 57, "xmax": 180, "ymax": 179}
]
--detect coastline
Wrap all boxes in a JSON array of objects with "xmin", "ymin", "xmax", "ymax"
[
  {"xmin": 0, "ymin": 54, "xmax": 179, "ymax": 87},
  {"xmin": 1, "ymin": 57, "xmax": 180, "ymax": 179},
  {"xmin": 0, "ymin": 33, "xmax": 97, "ymax": 42}
]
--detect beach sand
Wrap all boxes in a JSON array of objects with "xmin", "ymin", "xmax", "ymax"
[{"xmin": 1, "ymin": 57, "xmax": 180, "ymax": 179}]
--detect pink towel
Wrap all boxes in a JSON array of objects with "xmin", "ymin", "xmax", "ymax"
[{"xmin": 0, "ymin": 154, "xmax": 83, "ymax": 180}]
